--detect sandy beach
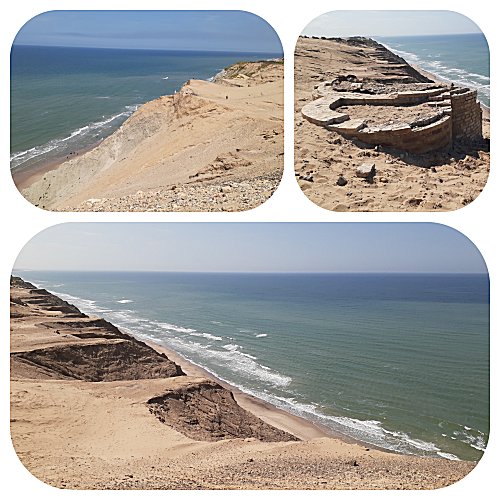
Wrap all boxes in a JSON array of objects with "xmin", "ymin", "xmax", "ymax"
[
  {"xmin": 17, "ymin": 60, "xmax": 283, "ymax": 212},
  {"xmin": 294, "ymin": 36, "xmax": 490, "ymax": 211},
  {"xmin": 10, "ymin": 277, "xmax": 476, "ymax": 489}
]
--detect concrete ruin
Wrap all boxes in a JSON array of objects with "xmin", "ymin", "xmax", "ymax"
[{"xmin": 301, "ymin": 77, "xmax": 483, "ymax": 154}]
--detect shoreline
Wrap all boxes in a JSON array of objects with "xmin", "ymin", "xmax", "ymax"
[
  {"xmin": 15, "ymin": 59, "xmax": 285, "ymax": 211},
  {"xmin": 378, "ymin": 40, "xmax": 490, "ymax": 116},
  {"xmin": 11, "ymin": 57, "xmax": 284, "ymax": 195},
  {"xmin": 10, "ymin": 277, "xmax": 478, "ymax": 489},
  {"xmin": 11, "ymin": 141, "xmax": 101, "ymax": 192},
  {"xmin": 24, "ymin": 280, "xmax": 477, "ymax": 462},
  {"xmin": 141, "ymin": 336, "xmax": 337, "ymax": 442}
]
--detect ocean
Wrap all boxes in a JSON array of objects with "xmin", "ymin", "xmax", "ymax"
[
  {"xmin": 378, "ymin": 33, "xmax": 490, "ymax": 107},
  {"xmin": 14, "ymin": 270, "xmax": 489, "ymax": 462},
  {"xmin": 10, "ymin": 45, "xmax": 281, "ymax": 172}
]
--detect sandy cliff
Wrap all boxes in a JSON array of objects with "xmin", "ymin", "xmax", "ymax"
[
  {"xmin": 21, "ymin": 60, "xmax": 284, "ymax": 212},
  {"xmin": 10, "ymin": 277, "xmax": 475, "ymax": 489}
]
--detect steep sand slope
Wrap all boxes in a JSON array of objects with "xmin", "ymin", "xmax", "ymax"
[
  {"xmin": 295, "ymin": 37, "xmax": 489, "ymax": 212},
  {"xmin": 22, "ymin": 61, "xmax": 283, "ymax": 212},
  {"xmin": 10, "ymin": 278, "xmax": 476, "ymax": 489}
]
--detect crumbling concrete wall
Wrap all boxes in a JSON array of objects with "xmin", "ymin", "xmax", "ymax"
[
  {"xmin": 302, "ymin": 83, "xmax": 483, "ymax": 154},
  {"xmin": 338, "ymin": 116, "xmax": 453, "ymax": 154},
  {"xmin": 450, "ymin": 89, "xmax": 483, "ymax": 142}
]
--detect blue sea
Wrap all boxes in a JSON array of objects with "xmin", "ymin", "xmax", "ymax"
[
  {"xmin": 378, "ymin": 33, "xmax": 490, "ymax": 106},
  {"xmin": 14, "ymin": 270, "xmax": 489, "ymax": 462},
  {"xmin": 10, "ymin": 45, "xmax": 281, "ymax": 172}
]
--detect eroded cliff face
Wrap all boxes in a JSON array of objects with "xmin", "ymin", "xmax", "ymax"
[
  {"xmin": 147, "ymin": 380, "xmax": 298, "ymax": 442},
  {"xmin": 10, "ymin": 277, "xmax": 295, "ymax": 442}
]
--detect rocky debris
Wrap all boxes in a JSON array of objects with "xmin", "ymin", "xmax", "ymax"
[
  {"xmin": 67, "ymin": 173, "xmax": 281, "ymax": 212},
  {"xmin": 147, "ymin": 380, "xmax": 299, "ymax": 442},
  {"xmin": 356, "ymin": 162, "xmax": 376, "ymax": 179},
  {"xmin": 336, "ymin": 176, "xmax": 348, "ymax": 186},
  {"xmin": 82, "ymin": 444, "xmax": 475, "ymax": 490},
  {"xmin": 299, "ymin": 174, "xmax": 314, "ymax": 182},
  {"xmin": 407, "ymin": 198, "xmax": 423, "ymax": 207}
]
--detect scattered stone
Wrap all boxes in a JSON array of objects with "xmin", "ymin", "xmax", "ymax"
[
  {"xmin": 408, "ymin": 198, "xmax": 423, "ymax": 207},
  {"xmin": 379, "ymin": 177, "xmax": 388, "ymax": 183},
  {"xmin": 336, "ymin": 176, "xmax": 348, "ymax": 186},
  {"xmin": 356, "ymin": 162, "xmax": 376, "ymax": 178}
]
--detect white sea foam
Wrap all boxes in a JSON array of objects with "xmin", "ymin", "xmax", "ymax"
[
  {"xmin": 153, "ymin": 321, "xmax": 196, "ymax": 334},
  {"xmin": 381, "ymin": 42, "xmax": 490, "ymax": 105},
  {"xmin": 240, "ymin": 352, "xmax": 257, "ymax": 360},
  {"xmin": 223, "ymin": 343, "xmax": 240, "ymax": 351},
  {"xmin": 241, "ymin": 390, "xmax": 464, "ymax": 461},
  {"xmin": 189, "ymin": 332, "xmax": 223, "ymax": 341},
  {"xmin": 437, "ymin": 452, "xmax": 460, "ymax": 461},
  {"xmin": 11, "ymin": 104, "xmax": 140, "ymax": 170},
  {"xmin": 166, "ymin": 337, "xmax": 291, "ymax": 388},
  {"xmin": 456, "ymin": 427, "xmax": 486, "ymax": 451},
  {"xmin": 255, "ymin": 333, "xmax": 268, "ymax": 338},
  {"xmin": 117, "ymin": 299, "xmax": 133, "ymax": 304}
]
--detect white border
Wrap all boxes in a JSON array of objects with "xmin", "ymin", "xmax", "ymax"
[{"xmin": 1, "ymin": 1, "xmax": 497, "ymax": 499}]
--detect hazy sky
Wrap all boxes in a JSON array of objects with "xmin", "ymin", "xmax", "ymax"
[
  {"xmin": 13, "ymin": 10, "xmax": 282, "ymax": 53},
  {"xmin": 302, "ymin": 10, "xmax": 483, "ymax": 38},
  {"xmin": 14, "ymin": 223, "xmax": 487, "ymax": 274}
]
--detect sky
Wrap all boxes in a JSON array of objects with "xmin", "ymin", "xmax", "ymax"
[
  {"xmin": 13, "ymin": 223, "xmax": 487, "ymax": 274},
  {"xmin": 13, "ymin": 10, "xmax": 282, "ymax": 53},
  {"xmin": 302, "ymin": 10, "xmax": 483, "ymax": 38}
]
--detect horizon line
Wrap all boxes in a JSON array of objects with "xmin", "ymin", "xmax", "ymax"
[
  {"xmin": 12, "ymin": 269, "xmax": 488, "ymax": 276},
  {"xmin": 11, "ymin": 43, "xmax": 283, "ymax": 55},
  {"xmin": 301, "ymin": 31, "xmax": 481, "ymax": 39}
]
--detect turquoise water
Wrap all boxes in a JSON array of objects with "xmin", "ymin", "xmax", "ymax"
[
  {"xmin": 10, "ymin": 45, "xmax": 281, "ymax": 171},
  {"xmin": 378, "ymin": 34, "xmax": 490, "ymax": 106},
  {"xmin": 14, "ymin": 270, "xmax": 489, "ymax": 462}
]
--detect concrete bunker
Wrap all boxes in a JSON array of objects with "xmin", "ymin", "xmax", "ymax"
[{"xmin": 301, "ymin": 79, "xmax": 483, "ymax": 154}]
